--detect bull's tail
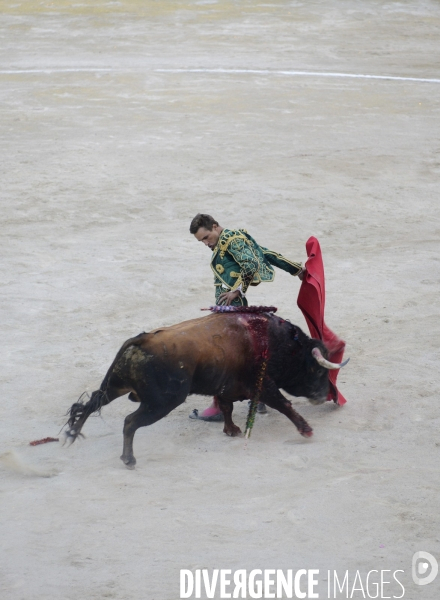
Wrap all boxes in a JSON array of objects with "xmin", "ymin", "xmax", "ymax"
[
  {"xmin": 66, "ymin": 389, "xmax": 106, "ymax": 428},
  {"xmin": 63, "ymin": 388, "xmax": 109, "ymax": 444},
  {"xmin": 64, "ymin": 332, "xmax": 147, "ymax": 444}
]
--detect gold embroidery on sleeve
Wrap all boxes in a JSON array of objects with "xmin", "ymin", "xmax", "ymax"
[{"xmin": 218, "ymin": 231, "xmax": 248, "ymax": 259}]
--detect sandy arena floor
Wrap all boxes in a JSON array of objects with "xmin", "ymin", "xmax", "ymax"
[{"xmin": 1, "ymin": 1, "xmax": 440, "ymax": 599}]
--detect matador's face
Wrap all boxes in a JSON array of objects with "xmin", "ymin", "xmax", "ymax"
[{"xmin": 194, "ymin": 225, "xmax": 222, "ymax": 251}]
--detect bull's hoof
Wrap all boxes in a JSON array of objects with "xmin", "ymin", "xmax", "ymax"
[
  {"xmin": 223, "ymin": 425, "xmax": 242, "ymax": 437},
  {"xmin": 120, "ymin": 454, "xmax": 136, "ymax": 469}
]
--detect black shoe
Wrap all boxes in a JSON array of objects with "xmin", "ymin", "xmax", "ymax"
[{"xmin": 257, "ymin": 402, "xmax": 267, "ymax": 414}]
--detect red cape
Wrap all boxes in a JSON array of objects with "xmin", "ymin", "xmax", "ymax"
[{"xmin": 297, "ymin": 236, "xmax": 347, "ymax": 405}]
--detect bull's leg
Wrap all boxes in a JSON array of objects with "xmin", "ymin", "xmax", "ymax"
[
  {"xmin": 120, "ymin": 402, "xmax": 176, "ymax": 468},
  {"xmin": 65, "ymin": 383, "xmax": 129, "ymax": 444},
  {"xmin": 120, "ymin": 369, "xmax": 192, "ymax": 468},
  {"xmin": 217, "ymin": 397, "xmax": 241, "ymax": 437},
  {"xmin": 259, "ymin": 379, "xmax": 313, "ymax": 437}
]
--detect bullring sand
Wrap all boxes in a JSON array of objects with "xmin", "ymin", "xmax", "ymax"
[{"xmin": 1, "ymin": 1, "xmax": 440, "ymax": 599}]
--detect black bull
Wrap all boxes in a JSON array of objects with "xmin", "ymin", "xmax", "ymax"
[{"xmin": 66, "ymin": 311, "xmax": 347, "ymax": 468}]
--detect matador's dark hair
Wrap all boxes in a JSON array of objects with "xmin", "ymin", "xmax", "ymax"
[{"xmin": 189, "ymin": 213, "xmax": 219, "ymax": 234}]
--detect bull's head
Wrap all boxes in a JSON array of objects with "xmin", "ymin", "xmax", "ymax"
[
  {"xmin": 285, "ymin": 329, "xmax": 349, "ymax": 405},
  {"xmin": 304, "ymin": 346, "xmax": 349, "ymax": 405}
]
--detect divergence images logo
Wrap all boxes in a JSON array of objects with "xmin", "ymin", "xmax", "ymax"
[{"xmin": 412, "ymin": 551, "xmax": 438, "ymax": 586}]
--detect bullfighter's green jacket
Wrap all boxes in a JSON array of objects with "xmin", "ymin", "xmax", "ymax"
[{"xmin": 211, "ymin": 228, "xmax": 302, "ymax": 306}]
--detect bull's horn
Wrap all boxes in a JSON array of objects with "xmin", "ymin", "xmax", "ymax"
[{"xmin": 312, "ymin": 347, "xmax": 350, "ymax": 370}]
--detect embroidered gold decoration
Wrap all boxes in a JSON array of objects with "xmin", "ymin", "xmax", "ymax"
[
  {"xmin": 218, "ymin": 231, "xmax": 248, "ymax": 259},
  {"xmin": 216, "ymin": 264, "xmax": 225, "ymax": 274},
  {"xmin": 231, "ymin": 275, "xmax": 243, "ymax": 292},
  {"xmin": 230, "ymin": 271, "xmax": 240, "ymax": 278}
]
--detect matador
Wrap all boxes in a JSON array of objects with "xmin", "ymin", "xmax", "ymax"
[
  {"xmin": 190, "ymin": 213, "xmax": 304, "ymax": 307},
  {"xmin": 189, "ymin": 213, "xmax": 305, "ymax": 421}
]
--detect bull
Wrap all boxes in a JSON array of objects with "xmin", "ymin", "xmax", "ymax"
[{"xmin": 65, "ymin": 309, "xmax": 347, "ymax": 468}]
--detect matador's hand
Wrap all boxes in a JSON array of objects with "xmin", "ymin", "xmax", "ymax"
[
  {"xmin": 297, "ymin": 267, "xmax": 306, "ymax": 281},
  {"xmin": 218, "ymin": 290, "xmax": 241, "ymax": 306}
]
